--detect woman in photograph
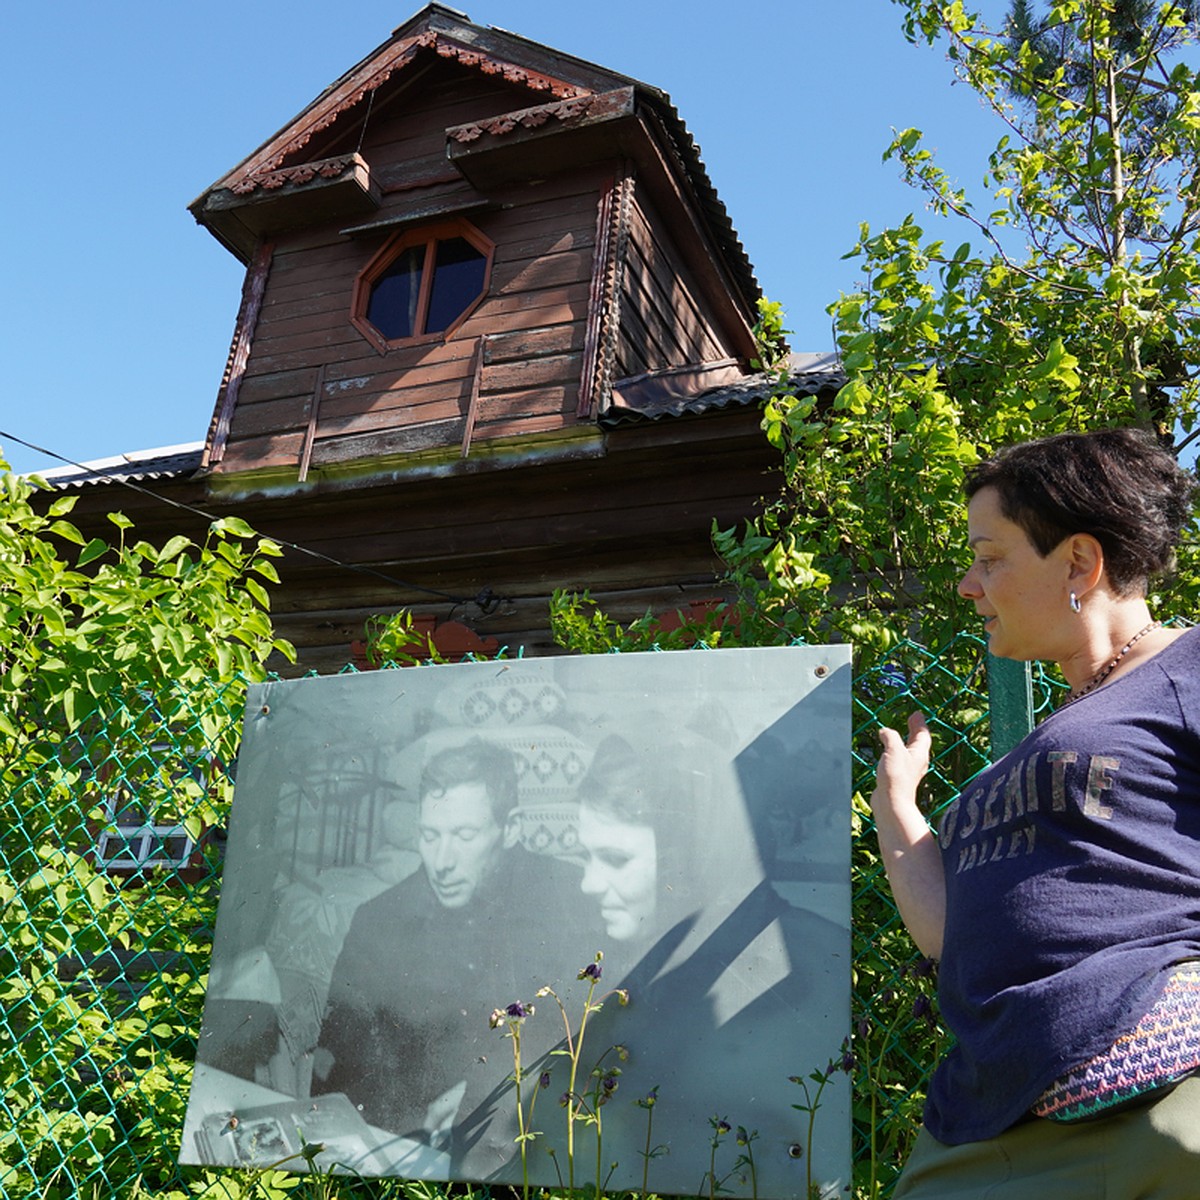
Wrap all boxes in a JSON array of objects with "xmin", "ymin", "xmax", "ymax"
[
  {"xmin": 873, "ymin": 428, "xmax": 1200, "ymax": 1197},
  {"xmin": 574, "ymin": 735, "xmax": 700, "ymax": 958},
  {"xmin": 564, "ymin": 730, "xmax": 848, "ymax": 1191}
]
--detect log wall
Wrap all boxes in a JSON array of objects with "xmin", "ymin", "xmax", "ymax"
[{"xmin": 52, "ymin": 409, "xmax": 780, "ymax": 676}]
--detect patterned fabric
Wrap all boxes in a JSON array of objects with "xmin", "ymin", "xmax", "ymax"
[{"xmin": 1033, "ymin": 963, "xmax": 1200, "ymax": 1121}]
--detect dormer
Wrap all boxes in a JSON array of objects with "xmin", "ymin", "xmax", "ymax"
[{"xmin": 191, "ymin": 4, "xmax": 762, "ymax": 488}]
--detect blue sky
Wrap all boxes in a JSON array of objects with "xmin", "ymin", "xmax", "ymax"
[{"xmin": 1, "ymin": 0, "xmax": 1005, "ymax": 476}]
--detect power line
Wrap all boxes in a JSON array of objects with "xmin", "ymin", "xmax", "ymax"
[{"xmin": 0, "ymin": 428, "xmax": 505, "ymax": 616}]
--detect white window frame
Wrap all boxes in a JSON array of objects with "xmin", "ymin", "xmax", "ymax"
[
  {"xmin": 95, "ymin": 794, "xmax": 195, "ymax": 870},
  {"xmin": 95, "ymin": 825, "xmax": 195, "ymax": 870}
]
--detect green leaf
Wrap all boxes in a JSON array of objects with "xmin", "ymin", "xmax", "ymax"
[
  {"xmin": 48, "ymin": 520, "xmax": 84, "ymax": 545},
  {"xmin": 244, "ymin": 577, "xmax": 271, "ymax": 610},
  {"xmin": 47, "ymin": 495, "xmax": 77, "ymax": 517},
  {"xmin": 156, "ymin": 535, "xmax": 192, "ymax": 564},
  {"xmin": 211, "ymin": 516, "xmax": 257, "ymax": 538},
  {"xmin": 76, "ymin": 538, "xmax": 109, "ymax": 568}
]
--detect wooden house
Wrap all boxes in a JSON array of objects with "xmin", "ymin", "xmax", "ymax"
[{"xmin": 45, "ymin": 4, "xmax": 843, "ymax": 673}]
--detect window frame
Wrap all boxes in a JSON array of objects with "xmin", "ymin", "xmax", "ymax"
[
  {"xmin": 87, "ymin": 735, "xmax": 207, "ymax": 875},
  {"xmin": 94, "ymin": 793, "xmax": 196, "ymax": 872},
  {"xmin": 350, "ymin": 218, "xmax": 494, "ymax": 353}
]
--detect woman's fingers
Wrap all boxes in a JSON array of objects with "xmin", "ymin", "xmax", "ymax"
[{"xmin": 876, "ymin": 711, "xmax": 932, "ymax": 785}]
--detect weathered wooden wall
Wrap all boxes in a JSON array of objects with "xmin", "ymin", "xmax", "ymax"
[
  {"xmin": 616, "ymin": 189, "xmax": 737, "ymax": 379},
  {"xmin": 53, "ymin": 408, "xmax": 779, "ymax": 675},
  {"xmin": 214, "ymin": 61, "xmax": 613, "ymax": 476}
]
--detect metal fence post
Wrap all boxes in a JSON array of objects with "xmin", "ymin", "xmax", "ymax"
[{"xmin": 987, "ymin": 653, "xmax": 1034, "ymax": 759}]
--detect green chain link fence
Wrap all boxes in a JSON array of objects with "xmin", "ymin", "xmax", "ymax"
[{"xmin": 1, "ymin": 639, "xmax": 1062, "ymax": 1199}]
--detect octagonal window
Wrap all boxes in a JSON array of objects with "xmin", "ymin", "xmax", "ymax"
[{"xmin": 352, "ymin": 220, "xmax": 493, "ymax": 352}]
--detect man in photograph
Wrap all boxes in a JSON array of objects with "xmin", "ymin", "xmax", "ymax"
[{"xmin": 311, "ymin": 738, "xmax": 584, "ymax": 1159}]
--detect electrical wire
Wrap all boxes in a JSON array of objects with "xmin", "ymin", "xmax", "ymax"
[{"xmin": 0, "ymin": 427, "xmax": 506, "ymax": 616}]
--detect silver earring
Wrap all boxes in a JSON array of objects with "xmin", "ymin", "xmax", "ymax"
[{"xmin": 1069, "ymin": 592, "xmax": 1082, "ymax": 614}]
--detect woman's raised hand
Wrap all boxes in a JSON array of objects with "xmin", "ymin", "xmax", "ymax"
[
  {"xmin": 874, "ymin": 711, "xmax": 932, "ymax": 807},
  {"xmin": 870, "ymin": 710, "xmax": 945, "ymax": 959}
]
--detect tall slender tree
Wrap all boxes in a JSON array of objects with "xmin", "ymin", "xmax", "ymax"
[{"xmin": 724, "ymin": 0, "xmax": 1200, "ymax": 651}]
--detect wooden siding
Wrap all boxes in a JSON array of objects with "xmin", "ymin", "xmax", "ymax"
[
  {"xmin": 256, "ymin": 412, "xmax": 777, "ymax": 671},
  {"xmin": 210, "ymin": 59, "xmax": 615, "ymax": 477},
  {"xmin": 52, "ymin": 409, "xmax": 781, "ymax": 676},
  {"xmin": 615, "ymin": 188, "xmax": 738, "ymax": 380}
]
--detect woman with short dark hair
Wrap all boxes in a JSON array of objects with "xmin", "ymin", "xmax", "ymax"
[{"xmin": 873, "ymin": 428, "xmax": 1200, "ymax": 1196}]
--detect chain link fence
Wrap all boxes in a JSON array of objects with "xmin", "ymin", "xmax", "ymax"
[{"xmin": 1, "ymin": 639, "xmax": 1059, "ymax": 1198}]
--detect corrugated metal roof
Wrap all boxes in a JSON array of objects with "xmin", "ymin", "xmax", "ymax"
[
  {"xmin": 35, "ymin": 443, "xmax": 205, "ymax": 490},
  {"xmin": 602, "ymin": 352, "xmax": 845, "ymax": 426}
]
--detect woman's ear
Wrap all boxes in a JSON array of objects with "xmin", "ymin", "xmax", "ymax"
[{"xmin": 1064, "ymin": 532, "xmax": 1105, "ymax": 595}]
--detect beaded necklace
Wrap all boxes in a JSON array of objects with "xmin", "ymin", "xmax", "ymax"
[{"xmin": 1064, "ymin": 620, "xmax": 1162, "ymax": 704}]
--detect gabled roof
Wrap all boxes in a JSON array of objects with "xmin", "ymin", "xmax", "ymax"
[{"xmin": 189, "ymin": 3, "xmax": 759, "ymax": 313}]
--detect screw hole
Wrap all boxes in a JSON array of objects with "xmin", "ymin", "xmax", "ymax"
[{"xmin": 788, "ymin": 1143, "xmax": 804, "ymax": 1159}]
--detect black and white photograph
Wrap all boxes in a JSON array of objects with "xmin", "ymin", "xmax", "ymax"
[{"xmin": 180, "ymin": 646, "xmax": 852, "ymax": 1197}]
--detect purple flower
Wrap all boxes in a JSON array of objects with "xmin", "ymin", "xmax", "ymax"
[
  {"xmin": 911, "ymin": 994, "xmax": 932, "ymax": 1021},
  {"xmin": 578, "ymin": 961, "xmax": 603, "ymax": 981},
  {"xmin": 539, "ymin": 1071, "xmax": 551, "ymax": 1090},
  {"xmin": 841, "ymin": 1049, "xmax": 856, "ymax": 1073},
  {"xmin": 856, "ymin": 1017, "xmax": 870, "ymax": 1040},
  {"xmin": 635, "ymin": 1086, "xmax": 659, "ymax": 1110},
  {"xmin": 912, "ymin": 956, "xmax": 937, "ymax": 978},
  {"xmin": 506, "ymin": 1001, "xmax": 533, "ymax": 1019},
  {"xmin": 714, "ymin": 1118, "xmax": 731, "ymax": 1136}
]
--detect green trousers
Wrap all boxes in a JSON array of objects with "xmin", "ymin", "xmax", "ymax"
[{"xmin": 893, "ymin": 1075, "xmax": 1200, "ymax": 1200}]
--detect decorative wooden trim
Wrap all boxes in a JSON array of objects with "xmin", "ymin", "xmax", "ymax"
[
  {"xmin": 578, "ymin": 164, "xmax": 633, "ymax": 420},
  {"xmin": 461, "ymin": 335, "xmax": 487, "ymax": 459},
  {"xmin": 578, "ymin": 179, "xmax": 615, "ymax": 418},
  {"xmin": 218, "ymin": 31, "xmax": 588, "ymax": 194},
  {"xmin": 446, "ymin": 92, "xmax": 617, "ymax": 144},
  {"xmin": 228, "ymin": 154, "xmax": 361, "ymax": 197},
  {"xmin": 202, "ymin": 241, "xmax": 273, "ymax": 469},
  {"xmin": 297, "ymin": 362, "xmax": 327, "ymax": 483}
]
